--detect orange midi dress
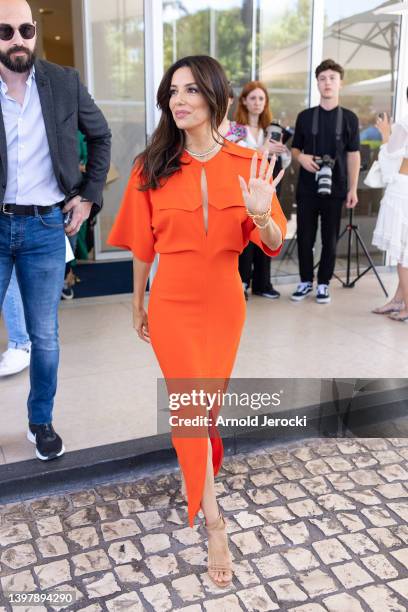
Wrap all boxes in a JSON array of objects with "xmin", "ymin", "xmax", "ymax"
[{"xmin": 107, "ymin": 140, "xmax": 287, "ymax": 527}]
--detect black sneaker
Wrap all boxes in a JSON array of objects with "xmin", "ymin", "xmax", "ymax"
[
  {"xmin": 253, "ymin": 288, "xmax": 281, "ymax": 299},
  {"xmin": 291, "ymin": 282, "xmax": 313, "ymax": 302},
  {"xmin": 316, "ymin": 284, "xmax": 331, "ymax": 304},
  {"xmin": 242, "ymin": 283, "xmax": 249, "ymax": 301},
  {"xmin": 61, "ymin": 282, "xmax": 74, "ymax": 300},
  {"xmin": 27, "ymin": 423, "xmax": 65, "ymax": 461}
]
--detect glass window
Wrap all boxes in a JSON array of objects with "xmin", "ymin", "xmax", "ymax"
[
  {"xmin": 323, "ymin": 0, "xmax": 402, "ymax": 267},
  {"xmin": 85, "ymin": 0, "xmax": 146, "ymax": 255}
]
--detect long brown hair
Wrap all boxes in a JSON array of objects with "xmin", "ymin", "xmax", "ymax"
[
  {"xmin": 137, "ymin": 55, "xmax": 229, "ymax": 190},
  {"xmin": 234, "ymin": 81, "xmax": 272, "ymax": 130}
]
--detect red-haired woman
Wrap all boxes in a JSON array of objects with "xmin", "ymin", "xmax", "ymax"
[
  {"xmin": 108, "ymin": 56, "xmax": 287, "ymax": 588},
  {"xmin": 235, "ymin": 81, "xmax": 291, "ymax": 300}
]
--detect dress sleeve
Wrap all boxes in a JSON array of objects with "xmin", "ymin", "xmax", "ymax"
[
  {"xmin": 107, "ymin": 165, "xmax": 156, "ymax": 263},
  {"xmin": 249, "ymin": 192, "xmax": 287, "ymax": 256}
]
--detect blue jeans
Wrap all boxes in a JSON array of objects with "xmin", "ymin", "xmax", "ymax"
[
  {"xmin": 2, "ymin": 267, "xmax": 31, "ymax": 350},
  {"xmin": 0, "ymin": 207, "xmax": 66, "ymax": 424}
]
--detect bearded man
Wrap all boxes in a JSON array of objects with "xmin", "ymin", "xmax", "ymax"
[{"xmin": 0, "ymin": 0, "xmax": 111, "ymax": 460}]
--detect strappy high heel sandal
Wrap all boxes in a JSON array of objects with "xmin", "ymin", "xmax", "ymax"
[{"xmin": 204, "ymin": 510, "xmax": 233, "ymax": 588}]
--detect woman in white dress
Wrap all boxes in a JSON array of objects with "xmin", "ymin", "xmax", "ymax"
[{"xmin": 372, "ymin": 91, "xmax": 408, "ymax": 322}]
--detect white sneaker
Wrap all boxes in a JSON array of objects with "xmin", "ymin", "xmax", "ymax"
[
  {"xmin": 0, "ymin": 348, "xmax": 31, "ymax": 377},
  {"xmin": 316, "ymin": 284, "xmax": 331, "ymax": 304}
]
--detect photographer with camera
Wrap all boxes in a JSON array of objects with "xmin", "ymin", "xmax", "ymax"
[{"xmin": 291, "ymin": 59, "xmax": 360, "ymax": 304}]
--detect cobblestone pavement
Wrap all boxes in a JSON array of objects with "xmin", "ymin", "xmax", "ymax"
[{"xmin": 1, "ymin": 438, "xmax": 408, "ymax": 611}]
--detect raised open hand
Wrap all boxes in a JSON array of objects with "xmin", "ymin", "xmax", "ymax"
[{"xmin": 238, "ymin": 151, "xmax": 285, "ymax": 217}]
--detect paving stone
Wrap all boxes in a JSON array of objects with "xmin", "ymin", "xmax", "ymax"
[
  {"xmin": 172, "ymin": 574, "xmax": 205, "ymax": 602},
  {"xmin": 352, "ymin": 455, "xmax": 378, "ymax": 468},
  {"xmin": 280, "ymin": 465, "xmax": 305, "ymax": 480},
  {"xmin": 107, "ymin": 539, "xmax": 142, "ymax": 564},
  {"xmin": 376, "ymin": 450, "xmax": 405, "ymax": 464},
  {"xmin": 325, "ymin": 473, "xmax": 355, "ymax": 491},
  {"xmin": 312, "ymin": 538, "xmax": 351, "ymax": 564},
  {"xmin": 282, "ymin": 547, "xmax": 320, "ymax": 571},
  {"xmin": 95, "ymin": 485, "xmax": 121, "ymax": 501},
  {"xmin": 366, "ymin": 527, "xmax": 402, "ymax": 548},
  {"xmin": 274, "ymin": 483, "xmax": 307, "ymax": 500},
  {"xmin": 236, "ymin": 584, "xmax": 279, "ymax": 611},
  {"xmin": 246, "ymin": 453, "xmax": 274, "ymax": 470},
  {"xmin": 309, "ymin": 517, "xmax": 344, "ymax": 537},
  {"xmin": 253, "ymin": 553, "xmax": 290, "ymax": 579},
  {"xmin": 331, "ymin": 561, "xmax": 374, "ymax": 589},
  {"xmin": 279, "ymin": 521, "xmax": 310, "ymax": 544},
  {"xmin": 230, "ymin": 531, "xmax": 263, "ymax": 555},
  {"xmin": 136, "ymin": 510, "xmax": 163, "ymax": 530},
  {"xmin": 336, "ymin": 513, "xmax": 365, "ymax": 532},
  {"xmin": 72, "ymin": 549, "xmax": 111, "ymax": 576},
  {"xmin": 145, "ymin": 552, "xmax": 179, "ymax": 578},
  {"xmin": 172, "ymin": 526, "xmax": 202, "ymax": 545},
  {"xmin": 346, "ymin": 490, "xmax": 382, "ymax": 505},
  {"xmin": 299, "ymin": 476, "xmax": 331, "ymax": 496},
  {"xmin": 118, "ymin": 481, "xmax": 150, "ymax": 497},
  {"xmin": 388, "ymin": 578, "xmax": 408, "ymax": 600},
  {"xmin": 175, "ymin": 606, "xmax": 202, "ymax": 612},
  {"xmin": 304, "ymin": 459, "xmax": 331, "ymax": 476},
  {"xmin": 394, "ymin": 525, "xmax": 408, "ymax": 544},
  {"xmin": 313, "ymin": 442, "xmax": 338, "ymax": 456},
  {"xmin": 165, "ymin": 508, "xmax": 184, "ymax": 525},
  {"xmin": 36, "ymin": 535, "xmax": 69, "ymax": 558},
  {"xmin": 269, "ymin": 449, "xmax": 292, "ymax": 465},
  {"xmin": 140, "ymin": 582, "xmax": 173, "ymax": 611},
  {"xmin": 257, "ymin": 505, "xmax": 295, "ymax": 523},
  {"xmin": 101, "ymin": 519, "xmax": 140, "ymax": 542},
  {"xmin": 1, "ymin": 569, "xmax": 37, "ymax": 593},
  {"xmin": 269, "ymin": 577, "xmax": 308, "ymax": 603},
  {"xmin": 233, "ymin": 559, "xmax": 261, "ymax": 587},
  {"xmin": 71, "ymin": 491, "xmax": 96, "ymax": 507},
  {"xmin": 203, "ymin": 594, "xmax": 243, "ymax": 611},
  {"xmin": 322, "ymin": 592, "xmax": 364, "ymax": 612},
  {"xmin": 0, "ymin": 523, "xmax": 31, "ymax": 546},
  {"xmin": 1, "ymin": 543, "xmax": 37, "ymax": 569},
  {"xmin": 361, "ymin": 553, "xmax": 399, "ymax": 579},
  {"xmin": 141, "ymin": 532, "xmax": 171, "ymax": 553},
  {"xmin": 288, "ymin": 605, "xmax": 326, "ymax": 612},
  {"xmin": 339, "ymin": 532, "xmax": 379, "ymax": 554},
  {"xmin": 387, "ymin": 502, "xmax": 408, "ymax": 522},
  {"xmin": 117, "ymin": 498, "xmax": 144, "ymax": 516},
  {"xmin": 323, "ymin": 456, "xmax": 353, "ymax": 472},
  {"xmin": 246, "ymin": 488, "xmax": 278, "ymax": 505},
  {"xmin": 357, "ymin": 584, "xmax": 406, "ymax": 612},
  {"xmin": 34, "ymin": 559, "xmax": 71, "ymax": 589},
  {"xmin": 30, "ymin": 496, "xmax": 69, "ymax": 517},
  {"xmin": 292, "ymin": 447, "xmax": 315, "ymax": 462},
  {"xmin": 249, "ymin": 471, "xmax": 284, "ymax": 487},
  {"xmin": 64, "ymin": 508, "xmax": 98, "ymax": 529},
  {"xmin": 297, "ymin": 569, "xmax": 338, "ymax": 597},
  {"xmin": 105, "ymin": 592, "xmax": 144, "ymax": 612},
  {"xmin": 83, "ymin": 572, "xmax": 121, "ymax": 599},
  {"xmin": 223, "ymin": 458, "xmax": 249, "ymax": 474},
  {"xmin": 259, "ymin": 525, "xmax": 285, "ymax": 547},
  {"xmin": 95, "ymin": 505, "xmax": 120, "ymax": 521},
  {"xmin": 361, "ymin": 506, "xmax": 397, "ymax": 527},
  {"xmin": 287, "ymin": 499, "xmax": 323, "ymax": 517},
  {"xmin": 317, "ymin": 494, "xmax": 355, "ymax": 512},
  {"xmin": 335, "ymin": 441, "xmax": 362, "ymax": 455},
  {"xmin": 66, "ymin": 526, "xmax": 99, "ymax": 550},
  {"xmin": 142, "ymin": 494, "xmax": 171, "ymax": 509},
  {"xmin": 390, "ymin": 547, "xmax": 408, "ymax": 570},
  {"xmin": 234, "ymin": 511, "xmax": 264, "ymax": 529},
  {"xmin": 348, "ymin": 470, "xmax": 384, "ymax": 486},
  {"xmin": 36, "ymin": 516, "xmax": 63, "ymax": 536},
  {"xmin": 360, "ymin": 439, "xmax": 389, "ymax": 451},
  {"xmin": 114, "ymin": 563, "xmax": 149, "ymax": 585},
  {"xmin": 378, "ymin": 464, "xmax": 408, "ymax": 482},
  {"xmin": 218, "ymin": 493, "xmax": 249, "ymax": 512},
  {"xmin": 376, "ymin": 483, "xmax": 408, "ymax": 499},
  {"xmin": 179, "ymin": 545, "xmax": 207, "ymax": 566}
]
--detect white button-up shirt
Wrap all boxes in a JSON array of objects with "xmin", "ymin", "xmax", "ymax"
[{"xmin": 0, "ymin": 67, "xmax": 65, "ymax": 205}]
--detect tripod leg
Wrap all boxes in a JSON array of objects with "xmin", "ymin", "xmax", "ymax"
[{"xmin": 354, "ymin": 229, "xmax": 389, "ymax": 297}]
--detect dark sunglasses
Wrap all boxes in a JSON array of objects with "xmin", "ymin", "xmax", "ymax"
[{"xmin": 0, "ymin": 23, "xmax": 36, "ymax": 41}]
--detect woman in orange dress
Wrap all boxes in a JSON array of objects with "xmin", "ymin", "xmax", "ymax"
[{"xmin": 108, "ymin": 55, "xmax": 287, "ymax": 588}]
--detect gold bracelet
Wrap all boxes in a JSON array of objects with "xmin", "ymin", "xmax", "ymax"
[
  {"xmin": 246, "ymin": 205, "xmax": 271, "ymax": 221},
  {"xmin": 253, "ymin": 216, "xmax": 271, "ymax": 229}
]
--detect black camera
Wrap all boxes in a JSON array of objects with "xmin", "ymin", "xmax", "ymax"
[
  {"xmin": 314, "ymin": 155, "xmax": 336, "ymax": 197},
  {"xmin": 269, "ymin": 121, "xmax": 283, "ymax": 142}
]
